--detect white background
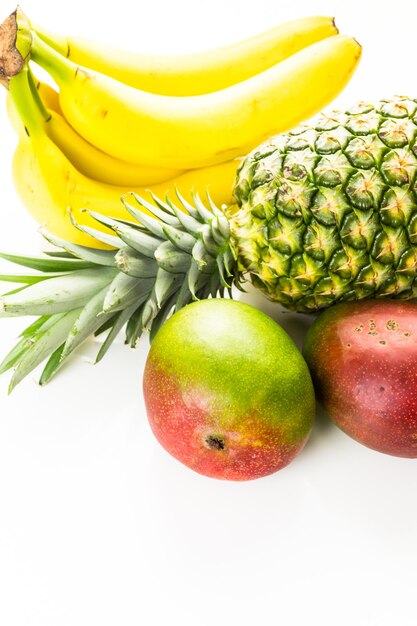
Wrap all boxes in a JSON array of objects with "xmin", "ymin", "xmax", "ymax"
[{"xmin": 0, "ymin": 0, "xmax": 417, "ymax": 624}]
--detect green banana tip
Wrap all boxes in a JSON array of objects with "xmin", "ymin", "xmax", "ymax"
[{"xmin": 0, "ymin": 6, "xmax": 32, "ymax": 88}]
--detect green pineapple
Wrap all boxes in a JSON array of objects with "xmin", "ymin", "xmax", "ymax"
[
  {"xmin": 2, "ymin": 96, "xmax": 417, "ymax": 389},
  {"xmin": 232, "ymin": 96, "xmax": 417, "ymax": 311}
]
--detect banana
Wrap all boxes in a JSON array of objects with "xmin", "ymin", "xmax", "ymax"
[
  {"xmin": 9, "ymin": 70, "xmax": 238, "ymax": 248},
  {"xmin": 33, "ymin": 16, "xmax": 338, "ymax": 96},
  {"xmin": 34, "ymin": 79, "xmax": 62, "ymax": 114},
  {"xmin": 8, "ymin": 70, "xmax": 185, "ymax": 186},
  {"xmin": 43, "ymin": 109, "xmax": 184, "ymax": 185},
  {"xmin": 32, "ymin": 33, "xmax": 362, "ymax": 170}
]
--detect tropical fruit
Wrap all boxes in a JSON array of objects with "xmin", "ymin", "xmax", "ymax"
[
  {"xmin": 233, "ymin": 97, "xmax": 417, "ymax": 312},
  {"xmin": 30, "ymin": 32, "xmax": 361, "ymax": 169},
  {"xmin": 303, "ymin": 300, "xmax": 417, "ymax": 458},
  {"xmin": 143, "ymin": 299, "xmax": 315, "ymax": 480},
  {"xmin": 33, "ymin": 16, "xmax": 339, "ymax": 95}
]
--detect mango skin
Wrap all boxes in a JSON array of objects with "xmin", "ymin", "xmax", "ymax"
[
  {"xmin": 143, "ymin": 299, "xmax": 315, "ymax": 480},
  {"xmin": 303, "ymin": 300, "xmax": 417, "ymax": 458}
]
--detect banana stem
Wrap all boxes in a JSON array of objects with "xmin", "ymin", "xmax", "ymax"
[
  {"xmin": 8, "ymin": 68, "xmax": 46, "ymax": 137},
  {"xmin": 26, "ymin": 67, "xmax": 50, "ymax": 121},
  {"xmin": 0, "ymin": 7, "xmax": 32, "ymax": 89},
  {"xmin": 31, "ymin": 33, "xmax": 75, "ymax": 85},
  {"xmin": 31, "ymin": 23, "xmax": 69, "ymax": 58}
]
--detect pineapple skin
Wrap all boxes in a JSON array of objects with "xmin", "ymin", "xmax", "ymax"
[{"xmin": 231, "ymin": 98, "xmax": 417, "ymax": 312}]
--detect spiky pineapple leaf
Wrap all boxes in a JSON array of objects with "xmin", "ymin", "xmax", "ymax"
[
  {"xmin": 95, "ymin": 304, "xmax": 138, "ymax": 363},
  {"xmin": 0, "ymin": 336, "xmax": 32, "ymax": 375},
  {"xmin": 20, "ymin": 315, "xmax": 51, "ymax": 338},
  {"xmin": 0, "ymin": 273, "xmax": 65, "ymax": 284},
  {"xmin": 39, "ymin": 344, "xmax": 65, "ymax": 386},
  {"xmin": 59, "ymin": 286, "xmax": 113, "ymax": 363},
  {"xmin": 0, "ymin": 251, "xmax": 95, "ymax": 272},
  {"xmin": 8, "ymin": 309, "xmax": 82, "ymax": 393},
  {"xmin": 0, "ymin": 268, "xmax": 118, "ymax": 317},
  {"xmin": 125, "ymin": 303, "xmax": 146, "ymax": 348},
  {"xmin": 43, "ymin": 250, "xmax": 77, "ymax": 259},
  {"xmin": 41, "ymin": 230, "xmax": 118, "ymax": 267},
  {"xmin": 68, "ymin": 210, "xmax": 123, "ymax": 248}
]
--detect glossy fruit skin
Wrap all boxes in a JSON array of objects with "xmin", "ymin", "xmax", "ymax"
[
  {"xmin": 143, "ymin": 299, "xmax": 315, "ymax": 480},
  {"xmin": 303, "ymin": 300, "xmax": 417, "ymax": 457}
]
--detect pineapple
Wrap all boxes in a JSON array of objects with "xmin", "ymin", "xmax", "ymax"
[
  {"xmin": 232, "ymin": 96, "xmax": 417, "ymax": 311},
  {"xmin": 2, "ymin": 96, "xmax": 417, "ymax": 389}
]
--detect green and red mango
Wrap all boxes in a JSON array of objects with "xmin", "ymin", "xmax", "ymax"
[{"xmin": 143, "ymin": 299, "xmax": 315, "ymax": 480}]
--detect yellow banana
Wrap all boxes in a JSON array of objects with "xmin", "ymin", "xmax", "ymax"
[
  {"xmin": 43, "ymin": 110, "xmax": 185, "ymax": 185},
  {"xmin": 34, "ymin": 79, "xmax": 62, "ymax": 114},
  {"xmin": 33, "ymin": 16, "xmax": 338, "ymax": 96},
  {"xmin": 8, "ymin": 71, "xmax": 184, "ymax": 186},
  {"xmin": 32, "ymin": 34, "xmax": 362, "ymax": 170},
  {"xmin": 9, "ymin": 70, "xmax": 237, "ymax": 248}
]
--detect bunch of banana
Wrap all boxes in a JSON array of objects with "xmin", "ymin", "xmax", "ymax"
[{"xmin": 0, "ymin": 7, "xmax": 362, "ymax": 247}]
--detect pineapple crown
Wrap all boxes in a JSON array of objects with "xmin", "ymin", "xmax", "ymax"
[{"xmin": 0, "ymin": 191, "xmax": 239, "ymax": 391}]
